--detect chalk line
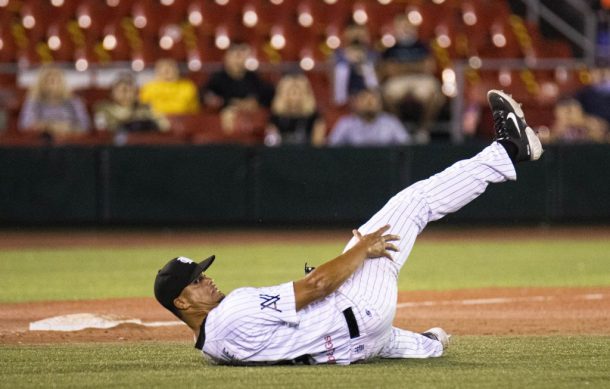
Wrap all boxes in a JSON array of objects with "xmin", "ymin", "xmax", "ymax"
[{"xmin": 396, "ymin": 293, "xmax": 605, "ymax": 309}]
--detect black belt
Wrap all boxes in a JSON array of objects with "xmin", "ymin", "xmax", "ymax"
[{"xmin": 343, "ymin": 307, "xmax": 360, "ymax": 339}]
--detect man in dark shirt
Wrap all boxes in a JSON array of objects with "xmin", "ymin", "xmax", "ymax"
[
  {"xmin": 201, "ymin": 42, "xmax": 274, "ymax": 110},
  {"xmin": 200, "ymin": 42, "xmax": 274, "ymax": 134},
  {"xmin": 379, "ymin": 14, "xmax": 445, "ymax": 144}
]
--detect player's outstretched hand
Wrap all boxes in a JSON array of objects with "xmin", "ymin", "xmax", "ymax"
[{"xmin": 352, "ymin": 225, "xmax": 400, "ymax": 261}]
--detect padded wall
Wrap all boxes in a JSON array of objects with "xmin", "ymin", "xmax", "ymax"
[
  {"xmin": 1, "ymin": 144, "xmax": 609, "ymax": 225},
  {"xmin": 0, "ymin": 147, "xmax": 98, "ymax": 223}
]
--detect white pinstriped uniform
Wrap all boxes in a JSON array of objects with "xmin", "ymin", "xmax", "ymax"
[{"xmin": 202, "ymin": 143, "xmax": 516, "ymax": 365}]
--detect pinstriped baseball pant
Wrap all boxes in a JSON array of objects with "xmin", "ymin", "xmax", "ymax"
[{"xmin": 337, "ymin": 143, "xmax": 517, "ymax": 360}]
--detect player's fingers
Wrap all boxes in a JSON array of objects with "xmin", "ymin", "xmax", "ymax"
[
  {"xmin": 382, "ymin": 251, "xmax": 394, "ymax": 261},
  {"xmin": 383, "ymin": 234, "xmax": 400, "ymax": 242},
  {"xmin": 352, "ymin": 229, "xmax": 362, "ymax": 239},
  {"xmin": 373, "ymin": 225, "xmax": 391, "ymax": 236},
  {"xmin": 385, "ymin": 243, "xmax": 399, "ymax": 252}
]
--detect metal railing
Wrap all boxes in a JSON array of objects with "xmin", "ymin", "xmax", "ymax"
[{"xmin": 521, "ymin": 0, "xmax": 597, "ymax": 64}]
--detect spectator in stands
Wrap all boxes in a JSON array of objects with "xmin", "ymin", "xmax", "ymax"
[
  {"xmin": 332, "ymin": 22, "xmax": 379, "ymax": 106},
  {"xmin": 94, "ymin": 73, "xmax": 169, "ymax": 133},
  {"xmin": 575, "ymin": 67, "xmax": 610, "ymax": 125},
  {"xmin": 378, "ymin": 13, "xmax": 445, "ymax": 144},
  {"xmin": 18, "ymin": 65, "xmax": 90, "ymax": 135},
  {"xmin": 327, "ymin": 88, "xmax": 410, "ymax": 147},
  {"xmin": 550, "ymin": 97, "xmax": 608, "ymax": 143},
  {"xmin": 461, "ymin": 84, "xmax": 486, "ymax": 139},
  {"xmin": 140, "ymin": 58, "xmax": 200, "ymax": 115},
  {"xmin": 264, "ymin": 73, "xmax": 326, "ymax": 146},
  {"xmin": 200, "ymin": 42, "xmax": 274, "ymax": 134}
]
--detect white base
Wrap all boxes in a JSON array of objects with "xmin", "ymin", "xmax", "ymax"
[{"xmin": 28, "ymin": 313, "xmax": 184, "ymax": 332}]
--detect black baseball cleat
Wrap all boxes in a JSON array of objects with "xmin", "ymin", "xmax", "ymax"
[{"xmin": 487, "ymin": 90, "xmax": 543, "ymax": 162}]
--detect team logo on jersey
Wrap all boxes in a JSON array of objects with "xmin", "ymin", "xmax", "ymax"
[
  {"xmin": 259, "ymin": 294, "xmax": 282, "ymax": 312},
  {"xmin": 324, "ymin": 335, "xmax": 336, "ymax": 364}
]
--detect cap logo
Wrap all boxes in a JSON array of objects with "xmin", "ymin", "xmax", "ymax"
[{"xmin": 176, "ymin": 257, "xmax": 194, "ymax": 264}]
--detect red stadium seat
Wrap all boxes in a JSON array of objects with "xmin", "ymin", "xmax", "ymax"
[
  {"xmin": 315, "ymin": 0, "xmax": 351, "ymax": 28},
  {"xmin": 75, "ymin": 87, "xmax": 110, "ymax": 116},
  {"xmin": 0, "ymin": 131, "xmax": 50, "ymax": 147},
  {"xmin": 45, "ymin": 0, "xmax": 79, "ymax": 25},
  {"xmin": 186, "ymin": 109, "xmax": 267, "ymax": 145},
  {"xmin": 53, "ymin": 131, "xmax": 114, "ymax": 146},
  {"xmin": 19, "ymin": 0, "xmax": 50, "ymax": 43},
  {"xmin": 304, "ymin": 70, "xmax": 331, "ymax": 108},
  {"xmin": 167, "ymin": 112, "xmax": 221, "ymax": 138},
  {"xmin": 0, "ymin": 26, "xmax": 17, "ymax": 63},
  {"xmin": 364, "ymin": 1, "xmax": 404, "ymax": 31},
  {"xmin": 323, "ymin": 105, "xmax": 350, "ymax": 133},
  {"xmin": 201, "ymin": 0, "xmax": 241, "ymax": 27},
  {"xmin": 215, "ymin": 108, "xmax": 269, "ymax": 145},
  {"xmin": 113, "ymin": 131, "xmax": 188, "ymax": 146}
]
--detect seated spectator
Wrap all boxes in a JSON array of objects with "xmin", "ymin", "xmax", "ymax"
[
  {"xmin": 200, "ymin": 42, "xmax": 274, "ymax": 134},
  {"xmin": 18, "ymin": 65, "xmax": 90, "ymax": 135},
  {"xmin": 461, "ymin": 84, "xmax": 486, "ymax": 139},
  {"xmin": 333, "ymin": 22, "xmax": 379, "ymax": 106},
  {"xmin": 140, "ymin": 58, "xmax": 199, "ymax": 115},
  {"xmin": 265, "ymin": 73, "xmax": 326, "ymax": 146},
  {"xmin": 378, "ymin": 13, "xmax": 445, "ymax": 143},
  {"xmin": 94, "ymin": 73, "xmax": 169, "ymax": 133},
  {"xmin": 550, "ymin": 97, "xmax": 607, "ymax": 143},
  {"xmin": 575, "ymin": 66, "xmax": 610, "ymax": 125},
  {"xmin": 327, "ymin": 88, "xmax": 410, "ymax": 147}
]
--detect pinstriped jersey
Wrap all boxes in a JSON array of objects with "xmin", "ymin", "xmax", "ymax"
[{"xmin": 201, "ymin": 282, "xmax": 354, "ymax": 365}]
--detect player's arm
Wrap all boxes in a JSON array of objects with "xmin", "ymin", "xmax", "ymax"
[{"xmin": 293, "ymin": 225, "xmax": 399, "ymax": 311}]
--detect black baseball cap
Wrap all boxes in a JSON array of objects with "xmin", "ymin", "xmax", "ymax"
[{"xmin": 154, "ymin": 255, "xmax": 216, "ymax": 316}]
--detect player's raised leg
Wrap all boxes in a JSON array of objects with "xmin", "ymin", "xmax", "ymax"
[
  {"xmin": 342, "ymin": 90, "xmax": 543, "ymax": 273},
  {"xmin": 337, "ymin": 90, "xmax": 542, "ymax": 360},
  {"xmin": 337, "ymin": 142, "xmax": 518, "ymax": 331}
]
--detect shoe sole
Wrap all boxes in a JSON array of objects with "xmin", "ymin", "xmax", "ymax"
[
  {"xmin": 488, "ymin": 89, "xmax": 544, "ymax": 161},
  {"xmin": 525, "ymin": 127, "xmax": 543, "ymax": 161}
]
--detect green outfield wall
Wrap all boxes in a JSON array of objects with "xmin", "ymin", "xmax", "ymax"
[{"xmin": 1, "ymin": 144, "xmax": 609, "ymax": 225}]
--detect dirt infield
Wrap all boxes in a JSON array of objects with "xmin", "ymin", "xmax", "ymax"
[{"xmin": 1, "ymin": 286, "xmax": 608, "ymax": 344}]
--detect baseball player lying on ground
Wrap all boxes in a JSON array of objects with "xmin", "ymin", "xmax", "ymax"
[{"xmin": 154, "ymin": 90, "xmax": 543, "ymax": 365}]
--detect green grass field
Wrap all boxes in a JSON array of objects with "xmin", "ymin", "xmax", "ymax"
[
  {"xmin": 2, "ymin": 337, "xmax": 608, "ymax": 388},
  {"xmin": 1, "ymin": 236, "xmax": 609, "ymax": 388},
  {"xmin": 1, "ymin": 239, "xmax": 609, "ymax": 302}
]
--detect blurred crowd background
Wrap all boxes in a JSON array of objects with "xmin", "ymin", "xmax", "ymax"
[{"xmin": 0, "ymin": 0, "xmax": 609, "ymax": 147}]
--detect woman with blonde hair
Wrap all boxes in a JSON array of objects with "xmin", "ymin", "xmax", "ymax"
[
  {"xmin": 18, "ymin": 65, "xmax": 90, "ymax": 135},
  {"xmin": 265, "ymin": 73, "xmax": 326, "ymax": 146}
]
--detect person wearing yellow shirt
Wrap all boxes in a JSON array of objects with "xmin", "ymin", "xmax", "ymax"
[{"xmin": 140, "ymin": 59, "xmax": 200, "ymax": 115}]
